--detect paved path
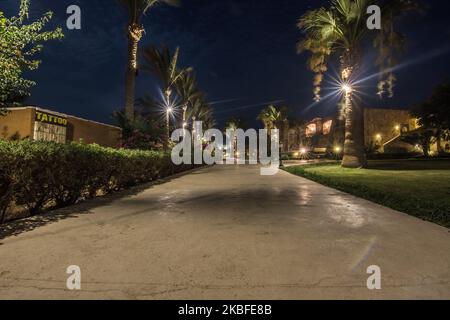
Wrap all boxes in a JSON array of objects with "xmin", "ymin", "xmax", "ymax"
[{"xmin": 0, "ymin": 165, "xmax": 449, "ymax": 299}]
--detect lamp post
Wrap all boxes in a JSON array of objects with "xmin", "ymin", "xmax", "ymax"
[{"xmin": 182, "ymin": 104, "xmax": 188, "ymax": 128}]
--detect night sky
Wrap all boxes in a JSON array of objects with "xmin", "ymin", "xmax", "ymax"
[{"xmin": 2, "ymin": 0, "xmax": 450, "ymax": 127}]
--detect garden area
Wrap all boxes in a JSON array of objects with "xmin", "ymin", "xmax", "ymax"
[{"xmin": 285, "ymin": 159, "xmax": 450, "ymax": 228}]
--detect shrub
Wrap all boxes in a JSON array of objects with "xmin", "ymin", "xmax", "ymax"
[{"xmin": 0, "ymin": 140, "xmax": 194, "ymax": 223}]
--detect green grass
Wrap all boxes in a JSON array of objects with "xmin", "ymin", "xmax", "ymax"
[{"xmin": 284, "ymin": 160, "xmax": 450, "ymax": 228}]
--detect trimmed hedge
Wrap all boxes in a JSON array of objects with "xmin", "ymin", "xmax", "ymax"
[{"xmin": 0, "ymin": 140, "xmax": 193, "ymax": 223}]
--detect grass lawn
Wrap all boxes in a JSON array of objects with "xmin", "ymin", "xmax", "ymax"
[{"xmin": 284, "ymin": 159, "xmax": 450, "ymax": 228}]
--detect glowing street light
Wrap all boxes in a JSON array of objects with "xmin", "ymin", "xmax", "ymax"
[
  {"xmin": 300, "ymin": 148, "xmax": 307, "ymax": 155},
  {"xmin": 334, "ymin": 146, "xmax": 342, "ymax": 153}
]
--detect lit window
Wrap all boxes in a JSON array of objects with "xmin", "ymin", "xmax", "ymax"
[
  {"xmin": 322, "ymin": 120, "xmax": 333, "ymax": 135},
  {"xmin": 306, "ymin": 124, "xmax": 316, "ymax": 137}
]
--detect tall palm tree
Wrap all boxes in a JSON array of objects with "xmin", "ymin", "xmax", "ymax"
[
  {"xmin": 142, "ymin": 45, "xmax": 192, "ymax": 106},
  {"xmin": 175, "ymin": 72, "xmax": 200, "ymax": 129},
  {"xmin": 298, "ymin": 0, "xmax": 418, "ymax": 168},
  {"xmin": 119, "ymin": 0, "xmax": 179, "ymax": 120},
  {"xmin": 142, "ymin": 44, "xmax": 191, "ymax": 146},
  {"xmin": 202, "ymin": 111, "xmax": 216, "ymax": 131},
  {"xmin": 187, "ymin": 95, "xmax": 215, "ymax": 129}
]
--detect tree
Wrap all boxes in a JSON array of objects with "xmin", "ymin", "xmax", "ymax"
[
  {"xmin": 289, "ymin": 119, "xmax": 307, "ymax": 149},
  {"xmin": 401, "ymin": 128, "xmax": 435, "ymax": 157},
  {"xmin": 0, "ymin": 0, "xmax": 63, "ymax": 112},
  {"xmin": 175, "ymin": 71, "xmax": 200, "ymax": 129},
  {"xmin": 298, "ymin": 0, "xmax": 418, "ymax": 168},
  {"xmin": 189, "ymin": 95, "xmax": 215, "ymax": 130},
  {"xmin": 412, "ymin": 82, "xmax": 450, "ymax": 154},
  {"xmin": 142, "ymin": 44, "xmax": 191, "ymax": 146},
  {"xmin": 257, "ymin": 105, "xmax": 286, "ymax": 136},
  {"xmin": 225, "ymin": 117, "xmax": 247, "ymax": 131},
  {"xmin": 142, "ymin": 44, "xmax": 192, "ymax": 109},
  {"xmin": 118, "ymin": 0, "xmax": 179, "ymax": 121},
  {"xmin": 112, "ymin": 105, "xmax": 166, "ymax": 150}
]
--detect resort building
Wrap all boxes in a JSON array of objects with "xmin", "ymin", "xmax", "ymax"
[
  {"xmin": 284, "ymin": 107, "xmax": 446, "ymax": 155},
  {"xmin": 0, "ymin": 107, "xmax": 122, "ymax": 148}
]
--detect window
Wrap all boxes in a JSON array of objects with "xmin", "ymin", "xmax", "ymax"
[
  {"xmin": 322, "ymin": 120, "xmax": 333, "ymax": 135},
  {"xmin": 306, "ymin": 123, "xmax": 316, "ymax": 137}
]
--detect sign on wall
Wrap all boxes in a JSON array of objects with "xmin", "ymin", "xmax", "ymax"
[
  {"xmin": 34, "ymin": 111, "xmax": 68, "ymax": 143},
  {"xmin": 35, "ymin": 111, "xmax": 68, "ymax": 127}
]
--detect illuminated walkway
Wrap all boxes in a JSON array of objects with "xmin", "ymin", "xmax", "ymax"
[{"xmin": 0, "ymin": 165, "xmax": 449, "ymax": 299}]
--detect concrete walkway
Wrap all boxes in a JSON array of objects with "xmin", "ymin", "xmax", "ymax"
[{"xmin": 0, "ymin": 165, "xmax": 449, "ymax": 299}]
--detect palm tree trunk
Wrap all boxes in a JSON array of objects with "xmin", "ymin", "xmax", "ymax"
[
  {"xmin": 125, "ymin": 24, "xmax": 144, "ymax": 121},
  {"xmin": 166, "ymin": 110, "xmax": 170, "ymax": 150},
  {"xmin": 342, "ymin": 87, "xmax": 367, "ymax": 168},
  {"xmin": 182, "ymin": 104, "xmax": 188, "ymax": 128}
]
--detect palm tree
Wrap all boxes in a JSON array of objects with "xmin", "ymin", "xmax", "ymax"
[
  {"xmin": 257, "ymin": 105, "xmax": 285, "ymax": 136},
  {"xmin": 225, "ymin": 117, "xmax": 246, "ymax": 131},
  {"xmin": 142, "ymin": 45, "xmax": 192, "ymax": 104},
  {"xmin": 175, "ymin": 72, "xmax": 200, "ymax": 129},
  {"xmin": 142, "ymin": 44, "xmax": 191, "ymax": 146},
  {"xmin": 119, "ymin": 0, "xmax": 179, "ymax": 120},
  {"xmin": 202, "ymin": 111, "xmax": 216, "ymax": 130},
  {"xmin": 298, "ymin": 0, "xmax": 418, "ymax": 168}
]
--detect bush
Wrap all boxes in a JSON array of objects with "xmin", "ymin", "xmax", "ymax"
[{"xmin": 0, "ymin": 140, "xmax": 194, "ymax": 223}]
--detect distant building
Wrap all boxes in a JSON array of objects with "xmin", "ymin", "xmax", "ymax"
[
  {"xmin": 283, "ymin": 107, "xmax": 444, "ymax": 155},
  {"xmin": 0, "ymin": 107, "xmax": 122, "ymax": 148}
]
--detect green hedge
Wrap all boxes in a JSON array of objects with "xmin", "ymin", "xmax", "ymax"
[{"xmin": 0, "ymin": 140, "xmax": 193, "ymax": 223}]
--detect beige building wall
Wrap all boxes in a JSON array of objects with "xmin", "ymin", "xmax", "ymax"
[
  {"xmin": 67, "ymin": 116, "xmax": 122, "ymax": 148},
  {"xmin": 0, "ymin": 108, "xmax": 35, "ymax": 140},
  {"xmin": 364, "ymin": 108, "xmax": 415, "ymax": 146},
  {"xmin": 0, "ymin": 107, "xmax": 122, "ymax": 148}
]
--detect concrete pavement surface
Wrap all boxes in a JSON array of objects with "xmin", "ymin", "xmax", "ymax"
[{"xmin": 0, "ymin": 165, "xmax": 449, "ymax": 299}]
